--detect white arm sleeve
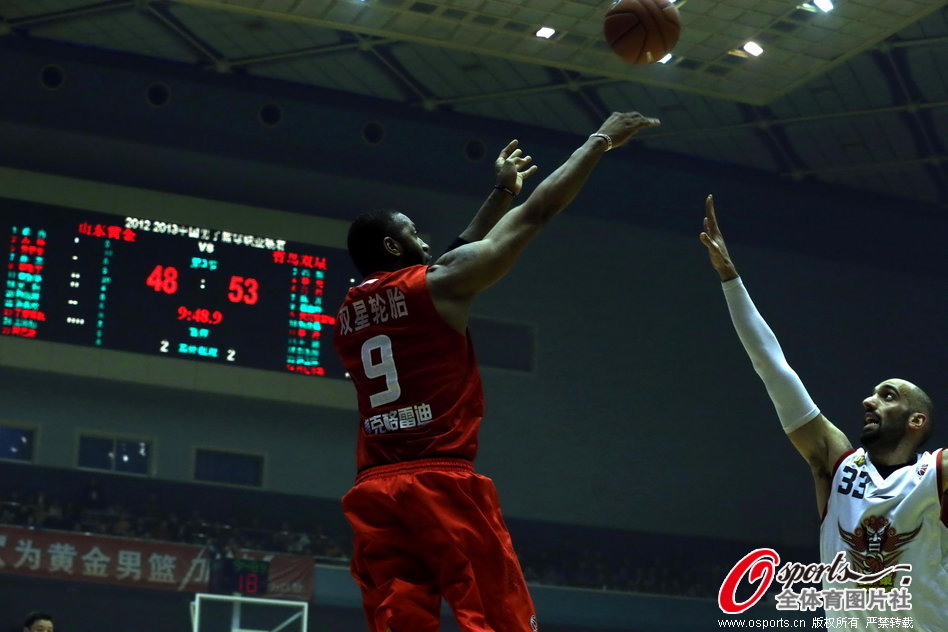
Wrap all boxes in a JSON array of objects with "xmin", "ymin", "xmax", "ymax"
[{"xmin": 722, "ymin": 277, "xmax": 819, "ymax": 434}]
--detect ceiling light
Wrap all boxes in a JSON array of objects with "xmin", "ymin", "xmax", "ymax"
[
  {"xmin": 658, "ymin": 53, "xmax": 673, "ymax": 64},
  {"xmin": 536, "ymin": 27, "xmax": 556, "ymax": 39},
  {"xmin": 813, "ymin": 0, "xmax": 834, "ymax": 12},
  {"xmin": 743, "ymin": 41, "xmax": 764, "ymax": 57}
]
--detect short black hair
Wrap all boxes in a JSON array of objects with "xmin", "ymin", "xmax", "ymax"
[
  {"xmin": 23, "ymin": 612, "xmax": 54, "ymax": 628},
  {"xmin": 347, "ymin": 209, "xmax": 403, "ymax": 277}
]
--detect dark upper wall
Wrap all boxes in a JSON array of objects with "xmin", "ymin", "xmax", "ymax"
[
  {"xmin": 0, "ymin": 36, "xmax": 945, "ymax": 550},
  {"xmin": 1, "ymin": 35, "xmax": 945, "ymax": 280}
]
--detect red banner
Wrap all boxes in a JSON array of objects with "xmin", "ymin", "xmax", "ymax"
[{"xmin": 0, "ymin": 525, "xmax": 313, "ymax": 600}]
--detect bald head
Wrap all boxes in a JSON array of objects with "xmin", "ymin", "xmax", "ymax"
[{"xmin": 880, "ymin": 378, "xmax": 934, "ymax": 448}]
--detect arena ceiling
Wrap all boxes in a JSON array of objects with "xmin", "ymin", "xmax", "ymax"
[{"xmin": 1, "ymin": 0, "xmax": 946, "ymax": 209}]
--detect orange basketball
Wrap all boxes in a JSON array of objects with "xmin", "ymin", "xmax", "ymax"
[{"xmin": 604, "ymin": 0, "xmax": 681, "ymax": 65}]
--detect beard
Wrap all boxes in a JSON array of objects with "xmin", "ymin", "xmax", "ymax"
[{"xmin": 860, "ymin": 410, "xmax": 910, "ymax": 450}]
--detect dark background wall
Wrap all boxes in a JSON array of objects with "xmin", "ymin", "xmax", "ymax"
[{"xmin": 1, "ymin": 34, "xmax": 946, "ymax": 560}]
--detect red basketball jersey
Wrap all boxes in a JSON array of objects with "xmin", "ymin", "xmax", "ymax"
[{"xmin": 333, "ymin": 265, "xmax": 484, "ymax": 471}]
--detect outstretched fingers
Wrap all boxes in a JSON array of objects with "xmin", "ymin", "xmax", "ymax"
[
  {"xmin": 598, "ymin": 111, "xmax": 661, "ymax": 149},
  {"xmin": 704, "ymin": 195, "xmax": 719, "ymax": 234},
  {"xmin": 639, "ymin": 116, "xmax": 661, "ymax": 130},
  {"xmin": 498, "ymin": 139, "xmax": 519, "ymax": 159},
  {"xmin": 700, "ymin": 195, "xmax": 721, "ymax": 250},
  {"xmin": 698, "ymin": 233, "xmax": 720, "ymax": 254},
  {"xmin": 698, "ymin": 194, "xmax": 738, "ymax": 279}
]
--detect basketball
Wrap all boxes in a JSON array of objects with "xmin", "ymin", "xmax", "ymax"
[{"xmin": 604, "ymin": 0, "xmax": 681, "ymax": 66}]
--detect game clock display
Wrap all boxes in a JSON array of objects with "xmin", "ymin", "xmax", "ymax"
[
  {"xmin": 208, "ymin": 558, "xmax": 271, "ymax": 596},
  {"xmin": 2, "ymin": 198, "xmax": 357, "ymax": 379}
]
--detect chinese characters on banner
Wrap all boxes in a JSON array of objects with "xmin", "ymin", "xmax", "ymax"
[{"xmin": 0, "ymin": 525, "xmax": 313, "ymax": 600}]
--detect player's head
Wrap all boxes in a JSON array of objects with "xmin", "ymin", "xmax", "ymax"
[
  {"xmin": 347, "ymin": 209, "xmax": 430, "ymax": 277},
  {"xmin": 23, "ymin": 612, "xmax": 54, "ymax": 632},
  {"xmin": 861, "ymin": 378, "xmax": 934, "ymax": 452}
]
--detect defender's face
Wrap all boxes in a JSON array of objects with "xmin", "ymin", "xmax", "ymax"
[
  {"xmin": 860, "ymin": 380, "xmax": 912, "ymax": 448},
  {"xmin": 393, "ymin": 213, "xmax": 430, "ymax": 266},
  {"xmin": 25, "ymin": 621, "xmax": 54, "ymax": 632}
]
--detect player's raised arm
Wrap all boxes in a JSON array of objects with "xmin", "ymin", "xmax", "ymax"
[
  {"xmin": 700, "ymin": 195, "xmax": 852, "ymax": 513},
  {"xmin": 429, "ymin": 112, "xmax": 658, "ymax": 314},
  {"xmin": 448, "ymin": 140, "xmax": 538, "ymax": 250}
]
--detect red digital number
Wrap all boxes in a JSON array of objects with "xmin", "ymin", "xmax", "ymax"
[
  {"xmin": 239, "ymin": 573, "xmax": 259, "ymax": 594},
  {"xmin": 146, "ymin": 265, "xmax": 179, "ymax": 294},
  {"xmin": 228, "ymin": 276, "xmax": 259, "ymax": 305},
  {"xmin": 177, "ymin": 307, "xmax": 224, "ymax": 324}
]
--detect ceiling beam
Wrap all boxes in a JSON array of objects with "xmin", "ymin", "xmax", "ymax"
[
  {"xmin": 5, "ymin": 0, "xmax": 136, "ymax": 28},
  {"xmin": 157, "ymin": 0, "xmax": 770, "ymax": 104},
  {"xmin": 145, "ymin": 2, "xmax": 224, "ymax": 68},
  {"xmin": 428, "ymin": 77, "xmax": 615, "ymax": 108},
  {"xmin": 229, "ymin": 39, "xmax": 395, "ymax": 69},
  {"xmin": 358, "ymin": 35, "xmax": 436, "ymax": 104},
  {"xmin": 6, "ymin": 0, "xmax": 139, "ymax": 30},
  {"xmin": 886, "ymin": 35, "xmax": 948, "ymax": 50}
]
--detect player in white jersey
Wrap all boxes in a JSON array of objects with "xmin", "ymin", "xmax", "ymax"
[{"xmin": 699, "ymin": 196, "xmax": 947, "ymax": 632}]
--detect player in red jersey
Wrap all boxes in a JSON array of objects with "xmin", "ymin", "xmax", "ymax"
[{"xmin": 334, "ymin": 112, "xmax": 660, "ymax": 632}]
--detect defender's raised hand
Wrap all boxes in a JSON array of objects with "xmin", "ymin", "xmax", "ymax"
[
  {"xmin": 495, "ymin": 139, "xmax": 538, "ymax": 197},
  {"xmin": 699, "ymin": 194, "xmax": 738, "ymax": 282}
]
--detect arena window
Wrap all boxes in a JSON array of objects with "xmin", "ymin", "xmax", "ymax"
[
  {"xmin": 77, "ymin": 434, "xmax": 153, "ymax": 475},
  {"xmin": 0, "ymin": 424, "xmax": 35, "ymax": 463}
]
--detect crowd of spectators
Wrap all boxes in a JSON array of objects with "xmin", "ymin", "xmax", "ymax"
[
  {"xmin": 0, "ymin": 481, "xmax": 756, "ymax": 599},
  {"xmin": 0, "ymin": 484, "xmax": 348, "ymax": 561}
]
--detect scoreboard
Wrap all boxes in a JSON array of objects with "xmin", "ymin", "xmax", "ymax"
[
  {"xmin": 208, "ymin": 557, "xmax": 271, "ymax": 596},
  {"xmin": 2, "ymin": 198, "xmax": 358, "ymax": 380}
]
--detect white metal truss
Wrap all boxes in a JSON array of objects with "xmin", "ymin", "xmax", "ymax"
[{"xmin": 0, "ymin": 0, "xmax": 945, "ymax": 205}]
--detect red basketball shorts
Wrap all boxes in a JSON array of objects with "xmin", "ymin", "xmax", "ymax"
[{"xmin": 342, "ymin": 458, "xmax": 538, "ymax": 632}]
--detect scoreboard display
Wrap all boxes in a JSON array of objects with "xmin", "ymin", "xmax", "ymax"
[
  {"xmin": 208, "ymin": 557, "xmax": 271, "ymax": 596},
  {"xmin": 2, "ymin": 198, "xmax": 358, "ymax": 379},
  {"xmin": 231, "ymin": 558, "xmax": 270, "ymax": 596}
]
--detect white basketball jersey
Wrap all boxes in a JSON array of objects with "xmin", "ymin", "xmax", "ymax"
[{"xmin": 820, "ymin": 448, "xmax": 947, "ymax": 632}]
